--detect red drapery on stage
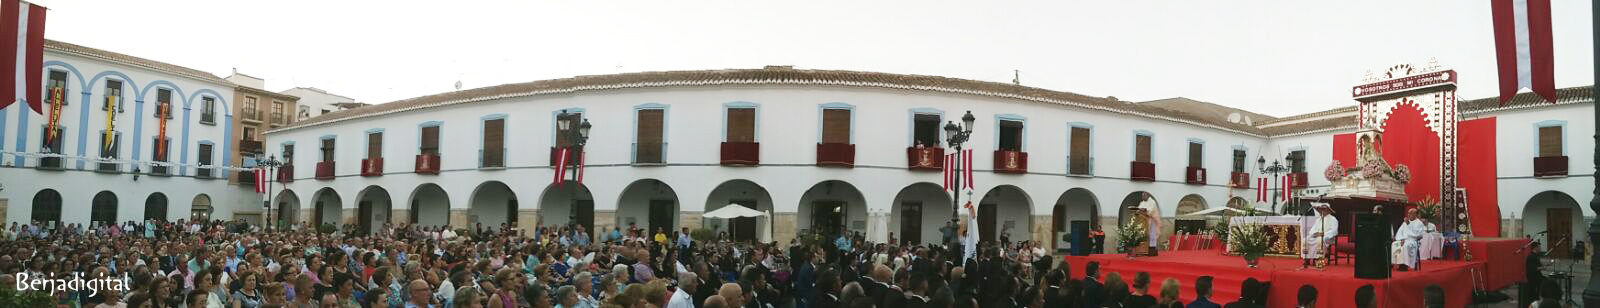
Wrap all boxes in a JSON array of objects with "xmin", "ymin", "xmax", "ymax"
[
  {"xmin": 1381, "ymin": 101, "xmax": 1442, "ymax": 203},
  {"xmin": 1458, "ymin": 118, "xmax": 1501, "ymax": 236},
  {"xmin": 1332, "ymin": 133, "xmax": 1356, "ymax": 168},
  {"xmin": 1330, "ymin": 110, "xmax": 1502, "ymax": 234}
]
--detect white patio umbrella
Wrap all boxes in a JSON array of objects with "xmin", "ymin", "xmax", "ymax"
[
  {"xmin": 1181, "ymin": 207, "xmax": 1247, "ymax": 217},
  {"xmin": 704, "ymin": 204, "xmax": 767, "ymax": 219}
]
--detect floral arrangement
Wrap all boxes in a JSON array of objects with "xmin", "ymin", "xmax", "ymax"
[
  {"xmin": 1117, "ymin": 219, "xmax": 1145, "ymax": 253},
  {"xmin": 1361, "ymin": 159, "xmax": 1386, "ymax": 179},
  {"xmin": 1416, "ymin": 196, "xmax": 1440, "ymax": 224},
  {"xmin": 1227, "ymin": 221, "xmax": 1270, "ymax": 261},
  {"xmin": 1392, "ymin": 165, "xmax": 1412, "ymax": 183},
  {"xmin": 1324, "ymin": 161, "xmax": 1346, "ymax": 182}
]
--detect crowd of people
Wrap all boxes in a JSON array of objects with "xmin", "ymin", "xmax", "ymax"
[{"xmin": 0, "ymin": 211, "xmax": 1462, "ymax": 308}]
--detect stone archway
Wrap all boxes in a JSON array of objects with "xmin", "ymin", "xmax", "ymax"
[
  {"xmin": 30, "ymin": 189, "xmax": 62, "ymax": 224},
  {"xmin": 409, "ymin": 183, "xmax": 451, "ymax": 228},
  {"xmin": 1523, "ymin": 191, "xmax": 1584, "ymax": 259},
  {"xmin": 312, "ymin": 188, "xmax": 343, "ymax": 228},
  {"xmin": 468, "ymin": 181, "xmax": 518, "ymax": 231},
  {"xmin": 355, "ymin": 186, "xmax": 393, "ymax": 235},
  {"xmin": 889, "ymin": 182, "xmax": 952, "ymax": 246},
  {"xmin": 1053, "ymin": 188, "xmax": 1099, "ymax": 253},
  {"xmin": 274, "ymin": 190, "xmax": 301, "ymax": 228},
  {"xmin": 91, "ymin": 191, "xmax": 118, "ymax": 226},
  {"xmin": 1227, "ymin": 197, "xmax": 1250, "ymax": 209},
  {"xmin": 144, "ymin": 193, "xmax": 169, "ymax": 222},
  {"xmin": 977, "ymin": 185, "xmax": 1032, "ymax": 243},
  {"xmin": 538, "ymin": 183, "xmax": 594, "ymax": 235},
  {"xmin": 1175, "ymin": 194, "xmax": 1208, "ymax": 235},
  {"xmin": 798, "ymin": 180, "xmax": 868, "ymax": 241},
  {"xmin": 617, "ymin": 179, "xmax": 680, "ymax": 236},
  {"xmin": 705, "ymin": 180, "xmax": 775, "ymax": 243},
  {"xmin": 1118, "ymin": 191, "xmax": 1157, "ymax": 227}
]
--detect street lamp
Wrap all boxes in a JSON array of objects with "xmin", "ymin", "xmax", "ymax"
[
  {"xmin": 1257, "ymin": 155, "xmax": 1292, "ymax": 214},
  {"xmin": 944, "ymin": 111, "xmax": 976, "ymax": 229},
  {"xmin": 259, "ymin": 154, "xmax": 284, "ymax": 231},
  {"xmin": 558, "ymin": 111, "xmax": 592, "ymax": 230}
]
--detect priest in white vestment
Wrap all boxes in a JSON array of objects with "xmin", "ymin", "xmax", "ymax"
[
  {"xmin": 1302, "ymin": 202, "xmax": 1338, "ymax": 269},
  {"xmin": 1395, "ymin": 208, "xmax": 1427, "ymax": 271},
  {"xmin": 1137, "ymin": 194, "xmax": 1162, "ymax": 256}
]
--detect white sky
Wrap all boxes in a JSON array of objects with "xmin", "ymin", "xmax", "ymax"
[{"xmin": 29, "ymin": 0, "xmax": 1596, "ymax": 117}]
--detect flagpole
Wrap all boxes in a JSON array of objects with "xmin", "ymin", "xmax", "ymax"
[{"xmin": 1581, "ymin": 0, "xmax": 1599, "ymax": 304}]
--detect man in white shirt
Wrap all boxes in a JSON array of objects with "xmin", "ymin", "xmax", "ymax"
[
  {"xmin": 666, "ymin": 272, "xmax": 698, "ymax": 308},
  {"xmin": 1301, "ymin": 202, "xmax": 1338, "ymax": 269},
  {"xmin": 961, "ymin": 201, "xmax": 979, "ymax": 263},
  {"xmin": 1395, "ymin": 208, "xmax": 1427, "ymax": 271}
]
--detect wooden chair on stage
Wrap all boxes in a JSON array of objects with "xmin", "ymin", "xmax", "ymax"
[
  {"xmin": 1333, "ymin": 235, "xmax": 1356, "ymax": 265},
  {"xmin": 1441, "ymin": 231, "xmax": 1462, "ymax": 260}
]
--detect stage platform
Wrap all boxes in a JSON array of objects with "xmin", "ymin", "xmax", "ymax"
[{"xmin": 1062, "ymin": 243, "xmax": 1521, "ymax": 308}]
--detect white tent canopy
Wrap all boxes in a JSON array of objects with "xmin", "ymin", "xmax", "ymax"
[
  {"xmin": 1181, "ymin": 207, "xmax": 1247, "ymax": 217},
  {"xmin": 704, "ymin": 204, "xmax": 767, "ymax": 219}
]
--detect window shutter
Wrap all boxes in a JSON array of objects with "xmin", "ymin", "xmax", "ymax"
[
  {"xmin": 727, "ymin": 108, "xmax": 755, "ymax": 142},
  {"xmin": 822, "ymin": 109, "xmax": 851, "ymax": 144},
  {"xmin": 1188, "ymin": 143, "xmax": 1202, "ymax": 167},
  {"xmin": 321, "ymin": 139, "xmax": 335, "ymax": 162},
  {"xmin": 484, "ymin": 119, "xmax": 505, "ymax": 166},
  {"xmin": 999, "ymin": 120, "xmax": 1024, "ymax": 151},
  {"xmin": 368, "ymin": 133, "xmax": 383, "ymax": 159},
  {"xmin": 1135, "ymin": 135, "xmax": 1152, "ymax": 162},
  {"xmin": 282, "ymin": 144, "xmax": 294, "ymax": 165},
  {"xmin": 199, "ymin": 144, "xmax": 213, "ymax": 165},
  {"xmin": 1539, "ymin": 126, "xmax": 1562, "ymax": 157},
  {"xmin": 636, "ymin": 109, "xmax": 664, "ymax": 163},
  {"xmin": 913, "ymin": 114, "xmax": 941, "ymax": 146},
  {"xmin": 1232, "ymin": 150, "xmax": 1246, "ymax": 172},
  {"xmin": 555, "ymin": 113, "xmax": 581, "ymax": 147},
  {"xmin": 421, "ymin": 126, "xmax": 440, "ymax": 154},
  {"xmin": 1070, "ymin": 127, "xmax": 1091, "ymax": 174}
]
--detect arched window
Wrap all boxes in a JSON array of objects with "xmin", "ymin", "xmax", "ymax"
[
  {"xmin": 145, "ymin": 193, "xmax": 169, "ymax": 222},
  {"xmin": 91, "ymin": 191, "xmax": 118, "ymax": 226},
  {"xmin": 30, "ymin": 189, "xmax": 62, "ymax": 223}
]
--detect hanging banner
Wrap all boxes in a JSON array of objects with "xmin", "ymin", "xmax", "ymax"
[
  {"xmin": 156, "ymin": 102, "xmax": 169, "ymax": 159},
  {"xmin": 103, "ymin": 95, "xmax": 116, "ymax": 152},
  {"xmin": 44, "ymin": 87, "xmax": 62, "ymax": 147}
]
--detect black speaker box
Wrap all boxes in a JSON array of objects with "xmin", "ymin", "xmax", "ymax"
[{"xmin": 1353, "ymin": 213, "xmax": 1392, "ymax": 279}]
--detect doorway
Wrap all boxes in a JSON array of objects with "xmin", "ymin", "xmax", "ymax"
[
  {"xmin": 574, "ymin": 199, "xmax": 595, "ymax": 235},
  {"xmin": 901, "ymin": 202, "xmax": 923, "ymax": 245},
  {"xmin": 648, "ymin": 199, "xmax": 675, "ymax": 235},
  {"xmin": 1549, "ymin": 207, "xmax": 1573, "ymax": 259},
  {"xmin": 730, "ymin": 199, "xmax": 758, "ymax": 242},
  {"xmin": 979, "ymin": 203, "xmax": 998, "ymax": 242},
  {"xmin": 812, "ymin": 201, "xmax": 846, "ymax": 239}
]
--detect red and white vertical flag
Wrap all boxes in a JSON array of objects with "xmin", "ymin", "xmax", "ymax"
[
  {"xmin": 1256, "ymin": 178, "xmax": 1267, "ymax": 202},
  {"xmin": 254, "ymin": 167, "xmax": 267, "ymax": 195},
  {"xmin": 1, "ymin": 0, "xmax": 46, "ymax": 113},
  {"xmin": 1282, "ymin": 176, "xmax": 1293, "ymax": 201},
  {"xmin": 943, "ymin": 153, "xmax": 954, "ymax": 191},
  {"xmin": 552, "ymin": 147, "xmax": 569, "ymax": 187},
  {"xmin": 963, "ymin": 149, "xmax": 974, "ymax": 189},
  {"xmin": 1491, "ymin": 0, "xmax": 1556, "ymax": 104}
]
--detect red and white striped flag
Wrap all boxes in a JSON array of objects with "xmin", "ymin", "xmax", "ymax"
[
  {"xmin": 963, "ymin": 149, "xmax": 973, "ymax": 189},
  {"xmin": 1256, "ymin": 178, "xmax": 1267, "ymax": 202},
  {"xmin": 1491, "ymin": 0, "xmax": 1556, "ymax": 104},
  {"xmin": 254, "ymin": 167, "xmax": 267, "ymax": 195},
  {"xmin": 575, "ymin": 151, "xmax": 585, "ymax": 185},
  {"xmin": 1282, "ymin": 176, "xmax": 1293, "ymax": 201},
  {"xmin": 1, "ymin": 0, "xmax": 46, "ymax": 113},
  {"xmin": 552, "ymin": 147, "xmax": 569, "ymax": 187},
  {"xmin": 943, "ymin": 153, "xmax": 954, "ymax": 191}
]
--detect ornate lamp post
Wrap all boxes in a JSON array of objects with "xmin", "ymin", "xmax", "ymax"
[
  {"xmin": 1258, "ymin": 155, "xmax": 1292, "ymax": 214},
  {"xmin": 557, "ymin": 111, "xmax": 592, "ymax": 230},
  {"xmin": 1581, "ymin": 3, "xmax": 1600, "ymax": 303},
  {"xmin": 259, "ymin": 155, "xmax": 283, "ymax": 231},
  {"xmin": 943, "ymin": 111, "xmax": 976, "ymax": 225}
]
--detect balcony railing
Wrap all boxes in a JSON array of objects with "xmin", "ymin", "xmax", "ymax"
[
  {"xmin": 196, "ymin": 166, "xmax": 214, "ymax": 179},
  {"xmin": 633, "ymin": 142, "xmax": 665, "ymax": 165},
  {"xmin": 1230, "ymin": 172, "xmax": 1251, "ymax": 189},
  {"xmin": 275, "ymin": 165, "xmax": 292, "ymax": 182},
  {"xmin": 315, "ymin": 161, "xmax": 335, "ymax": 180},
  {"xmin": 150, "ymin": 163, "xmax": 170, "ymax": 176},
  {"xmin": 1130, "ymin": 161, "xmax": 1155, "ymax": 181},
  {"xmin": 241, "ymin": 109, "xmax": 260, "ymax": 122},
  {"xmin": 907, "ymin": 147, "xmax": 944, "ymax": 171},
  {"xmin": 1534, "ymin": 156, "xmax": 1568, "ymax": 177},
  {"xmin": 238, "ymin": 169, "xmax": 257, "ymax": 185},
  {"xmin": 993, "ymin": 150, "xmax": 1027, "ymax": 174},
  {"xmin": 1290, "ymin": 172, "xmax": 1309, "ymax": 188},
  {"xmin": 38, "ymin": 155, "xmax": 63, "ymax": 170},
  {"xmin": 200, "ymin": 112, "xmax": 216, "ymax": 125},
  {"xmin": 816, "ymin": 143, "xmax": 855, "ymax": 167},
  {"xmin": 720, "ymin": 142, "xmax": 760, "ymax": 166},
  {"xmin": 546, "ymin": 147, "xmax": 576, "ymax": 167},
  {"xmin": 1185, "ymin": 167, "xmax": 1206, "ymax": 185},
  {"xmin": 415, "ymin": 154, "xmax": 440, "ymax": 174},
  {"xmin": 239, "ymin": 140, "xmax": 263, "ymax": 155},
  {"xmin": 271, "ymin": 113, "xmax": 285, "ymax": 125},
  {"xmin": 361, "ymin": 158, "xmax": 384, "ymax": 177},
  {"xmin": 96, "ymin": 160, "xmax": 119, "ymax": 173}
]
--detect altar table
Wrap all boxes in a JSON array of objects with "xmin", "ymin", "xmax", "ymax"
[{"xmin": 1227, "ymin": 216, "xmax": 1315, "ymax": 257}]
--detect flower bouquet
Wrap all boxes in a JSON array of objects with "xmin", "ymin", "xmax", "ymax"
[
  {"xmin": 1117, "ymin": 219, "xmax": 1145, "ymax": 258},
  {"xmin": 1227, "ymin": 221, "xmax": 1270, "ymax": 268},
  {"xmin": 1324, "ymin": 161, "xmax": 1346, "ymax": 182}
]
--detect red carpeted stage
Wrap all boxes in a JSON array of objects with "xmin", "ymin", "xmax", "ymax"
[{"xmin": 1062, "ymin": 238, "xmax": 1527, "ymax": 308}]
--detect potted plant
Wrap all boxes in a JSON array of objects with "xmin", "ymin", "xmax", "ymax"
[
  {"xmin": 1117, "ymin": 219, "xmax": 1145, "ymax": 259},
  {"xmin": 1228, "ymin": 221, "xmax": 1270, "ymax": 268}
]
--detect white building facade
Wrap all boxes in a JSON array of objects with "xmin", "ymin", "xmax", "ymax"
[
  {"xmin": 0, "ymin": 40, "xmax": 256, "ymax": 226},
  {"xmin": 262, "ymin": 67, "xmax": 1594, "ymax": 251}
]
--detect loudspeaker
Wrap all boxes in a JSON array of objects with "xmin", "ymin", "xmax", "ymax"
[
  {"xmin": 1353, "ymin": 213, "xmax": 1392, "ymax": 279},
  {"xmin": 1071, "ymin": 221, "xmax": 1090, "ymax": 256}
]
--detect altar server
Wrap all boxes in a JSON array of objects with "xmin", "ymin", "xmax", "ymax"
[
  {"xmin": 1396, "ymin": 208, "xmax": 1426, "ymax": 271},
  {"xmin": 1302, "ymin": 202, "xmax": 1338, "ymax": 269}
]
